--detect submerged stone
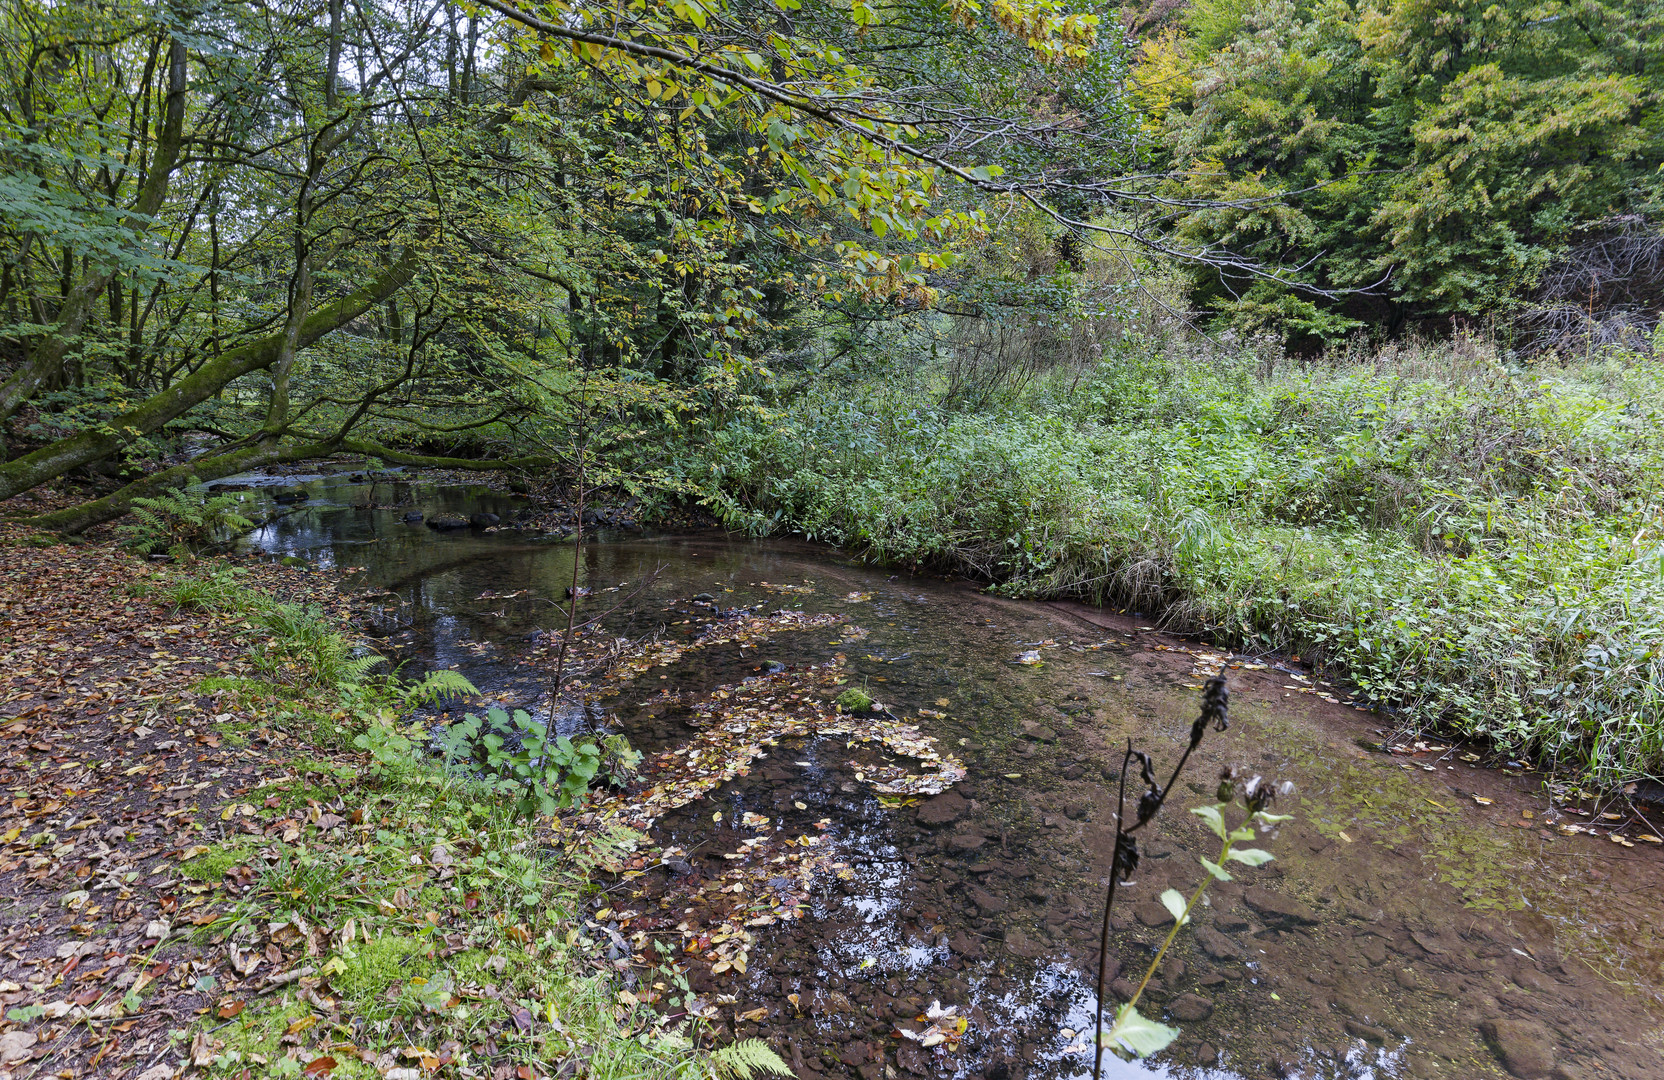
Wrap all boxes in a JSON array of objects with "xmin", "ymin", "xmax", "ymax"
[
  {"xmin": 916, "ymin": 790, "xmax": 967, "ymax": 827},
  {"xmin": 1243, "ymin": 886, "xmax": 1319, "ymax": 925},
  {"xmin": 1478, "ymin": 1018, "xmax": 1556, "ymax": 1079}
]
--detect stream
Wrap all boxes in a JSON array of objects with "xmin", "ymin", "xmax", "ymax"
[{"xmin": 220, "ymin": 470, "xmax": 1664, "ymax": 1080}]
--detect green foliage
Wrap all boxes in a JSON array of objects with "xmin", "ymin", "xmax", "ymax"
[
  {"xmin": 1136, "ymin": 0, "xmax": 1664, "ymax": 340},
  {"xmin": 710, "ymin": 1039, "xmax": 793, "ymax": 1079},
  {"xmin": 834, "ymin": 688, "xmax": 874, "ymax": 712},
  {"xmin": 694, "ymin": 339, "xmax": 1664, "ymax": 784},
  {"xmin": 260, "ymin": 847, "xmax": 353, "ymax": 919},
  {"xmin": 252, "ymin": 602, "xmax": 383, "ymax": 689},
  {"xmin": 434, "ymin": 708, "xmax": 641, "ymax": 820},
  {"xmin": 115, "ymin": 484, "xmax": 253, "ymax": 556},
  {"xmin": 1103, "ymin": 793, "xmax": 1290, "ymax": 1059}
]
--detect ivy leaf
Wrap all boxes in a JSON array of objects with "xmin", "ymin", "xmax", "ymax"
[{"xmin": 1103, "ymin": 1003, "xmax": 1180, "ymax": 1058}]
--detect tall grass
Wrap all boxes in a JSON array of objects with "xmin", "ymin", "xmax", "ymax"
[{"xmin": 692, "ymin": 340, "xmax": 1664, "ymax": 786}]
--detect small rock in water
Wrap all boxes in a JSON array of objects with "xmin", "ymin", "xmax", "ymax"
[
  {"xmin": 402, "ymin": 510, "xmax": 424, "ymax": 522},
  {"xmin": 835, "ymin": 687, "xmax": 874, "ymax": 712},
  {"xmin": 1346, "ymin": 1019, "xmax": 1389, "ymax": 1043},
  {"xmin": 947, "ymin": 832, "xmax": 986, "ymax": 851},
  {"xmin": 1243, "ymin": 886, "xmax": 1319, "ymax": 925},
  {"xmin": 1133, "ymin": 901, "xmax": 1173, "ymax": 928},
  {"xmin": 1168, "ymin": 993, "xmax": 1214, "ymax": 1022},
  {"xmin": 427, "ymin": 513, "xmax": 469, "ymax": 530},
  {"xmin": 916, "ymin": 790, "xmax": 967, "ymax": 827},
  {"xmin": 1194, "ymin": 925, "xmax": 1245, "ymax": 960},
  {"xmin": 1001, "ymin": 927, "xmax": 1044, "ymax": 958},
  {"xmin": 470, "ymin": 512, "xmax": 500, "ymax": 527},
  {"xmin": 896, "ymin": 1044, "xmax": 930, "ymax": 1076},
  {"xmin": 1478, "ymin": 1018, "xmax": 1556, "ymax": 1079}
]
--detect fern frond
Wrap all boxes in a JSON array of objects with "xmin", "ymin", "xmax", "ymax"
[
  {"xmin": 403, "ymin": 669, "xmax": 480, "ymax": 707},
  {"xmin": 711, "ymin": 1039, "xmax": 792, "ymax": 1080},
  {"xmin": 337, "ymin": 653, "xmax": 387, "ymax": 685}
]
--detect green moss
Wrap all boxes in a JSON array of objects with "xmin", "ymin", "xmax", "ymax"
[
  {"xmin": 216, "ymin": 999, "xmax": 378, "ymax": 1078},
  {"xmin": 835, "ymin": 687, "xmax": 873, "ymax": 711},
  {"xmin": 181, "ymin": 844, "xmax": 252, "ymax": 883},
  {"xmin": 333, "ymin": 935, "xmax": 435, "ymax": 1002}
]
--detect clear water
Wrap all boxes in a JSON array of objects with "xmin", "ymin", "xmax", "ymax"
[{"xmin": 230, "ymin": 473, "xmax": 1664, "ymax": 1080}]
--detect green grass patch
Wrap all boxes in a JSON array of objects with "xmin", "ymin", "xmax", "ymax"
[{"xmin": 695, "ymin": 341, "xmax": 1664, "ymax": 786}]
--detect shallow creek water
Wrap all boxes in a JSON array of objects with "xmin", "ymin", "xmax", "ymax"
[{"xmin": 228, "ymin": 473, "xmax": 1664, "ymax": 1080}]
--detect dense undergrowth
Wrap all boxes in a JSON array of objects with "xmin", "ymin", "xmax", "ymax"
[
  {"xmin": 142, "ymin": 564, "xmax": 779, "ymax": 1080},
  {"xmin": 693, "ymin": 338, "xmax": 1664, "ymax": 787}
]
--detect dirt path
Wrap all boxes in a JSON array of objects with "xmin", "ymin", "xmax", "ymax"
[{"xmin": 0, "ymin": 527, "xmax": 358, "ymax": 1080}]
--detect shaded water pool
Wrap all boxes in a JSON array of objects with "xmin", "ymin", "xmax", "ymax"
[{"xmin": 234, "ymin": 474, "xmax": 1664, "ymax": 1080}]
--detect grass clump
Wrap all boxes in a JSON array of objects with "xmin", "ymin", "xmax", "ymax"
[
  {"xmin": 835, "ymin": 687, "xmax": 873, "ymax": 712},
  {"xmin": 696, "ymin": 339, "xmax": 1664, "ymax": 787}
]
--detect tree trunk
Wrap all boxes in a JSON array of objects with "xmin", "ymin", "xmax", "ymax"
[
  {"xmin": 27, "ymin": 437, "xmax": 548, "ymax": 535},
  {"xmin": 0, "ymin": 249, "xmax": 418, "ymax": 501},
  {"xmin": 0, "ymin": 37, "xmax": 190, "ymax": 423},
  {"xmin": 25, "ymin": 437, "xmax": 337, "ymax": 535}
]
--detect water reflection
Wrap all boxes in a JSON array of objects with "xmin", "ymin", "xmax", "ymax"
[{"xmin": 229, "ymin": 476, "xmax": 1664, "ymax": 1080}]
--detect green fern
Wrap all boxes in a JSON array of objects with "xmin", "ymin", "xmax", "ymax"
[
  {"xmin": 115, "ymin": 482, "xmax": 253, "ymax": 555},
  {"xmin": 711, "ymin": 1039, "xmax": 792, "ymax": 1080},
  {"xmin": 338, "ymin": 653, "xmax": 388, "ymax": 685},
  {"xmin": 401, "ymin": 669, "xmax": 479, "ymax": 707}
]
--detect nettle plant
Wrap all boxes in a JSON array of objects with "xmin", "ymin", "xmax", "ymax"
[
  {"xmin": 1092, "ymin": 676, "xmax": 1295, "ymax": 1071},
  {"xmin": 435, "ymin": 707, "xmax": 642, "ymax": 820}
]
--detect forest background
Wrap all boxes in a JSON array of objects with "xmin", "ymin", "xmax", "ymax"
[{"xmin": 3, "ymin": 0, "xmax": 1664, "ymax": 787}]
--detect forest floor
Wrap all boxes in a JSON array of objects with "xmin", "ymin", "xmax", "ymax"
[
  {"xmin": 0, "ymin": 502, "xmax": 714, "ymax": 1080},
  {"xmin": 0, "ymin": 516, "xmax": 359, "ymax": 1079}
]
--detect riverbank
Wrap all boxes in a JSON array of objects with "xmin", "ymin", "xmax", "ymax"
[
  {"xmin": 0, "ymin": 523, "xmax": 733, "ymax": 1080},
  {"xmin": 691, "ymin": 342, "xmax": 1664, "ymax": 790}
]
